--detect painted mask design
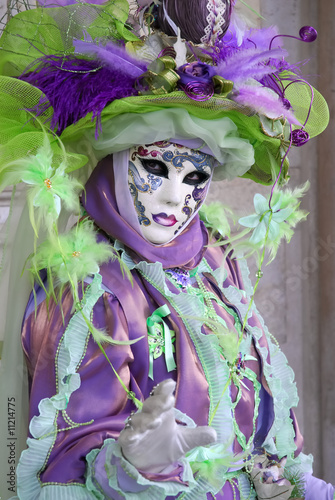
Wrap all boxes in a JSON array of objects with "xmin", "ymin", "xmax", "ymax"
[{"xmin": 128, "ymin": 143, "xmax": 215, "ymax": 244}]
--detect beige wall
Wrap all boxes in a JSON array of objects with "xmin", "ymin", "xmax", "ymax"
[{"xmin": 0, "ymin": 0, "xmax": 333, "ymax": 484}]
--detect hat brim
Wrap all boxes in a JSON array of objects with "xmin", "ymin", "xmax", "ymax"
[{"xmin": 61, "ymin": 92, "xmax": 291, "ymax": 185}]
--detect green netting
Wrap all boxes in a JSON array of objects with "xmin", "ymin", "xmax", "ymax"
[
  {"xmin": 0, "ymin": 76, "xmax": 87, "ymax": 187},
  {"xmin": 280, "ymin": 71, "xmax": 329, "ymax": 137},
  {"xmin": 0, "ymin": 0, "xmax": 139, "ymax": 77}
]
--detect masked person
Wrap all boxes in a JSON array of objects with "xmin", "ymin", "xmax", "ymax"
[{"xmin": 0, "ymin": 0, "xmax": 333, "ymax": 499}]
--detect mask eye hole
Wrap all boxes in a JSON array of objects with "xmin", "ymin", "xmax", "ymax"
[
  {"xmin": 183, "ymin": 171, "xmax": 210, "ymax": 186},
  {"xmin": 140, "ymin": 159, "xmax": 169, "ymax": 178}
]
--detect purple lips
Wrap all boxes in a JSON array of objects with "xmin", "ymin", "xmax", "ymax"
[{"xmin": 152, "ymin": 213, "xmax": 178, "ymax": 227}]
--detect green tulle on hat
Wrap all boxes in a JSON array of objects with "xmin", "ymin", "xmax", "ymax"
[
  {"xmin": 0, "ymin": 74, "xmax": 289, "ymax": 186},
  {"xmin": 0, "ymin": 0, "xmax": 329, "ymax": 187}
]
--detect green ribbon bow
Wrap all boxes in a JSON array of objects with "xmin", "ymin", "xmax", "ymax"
[
  {"xmin": 137, "ymin": 56, "xmax": 180, "ymax": 95},
  {"xmin": 147, "ymin": 304, "xmax": 176, "ymax": 380}
]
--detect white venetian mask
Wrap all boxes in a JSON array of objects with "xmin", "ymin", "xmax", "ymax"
[{"xmin": 128, "ymin": 142, "xmax": 215, "ymax": 244}]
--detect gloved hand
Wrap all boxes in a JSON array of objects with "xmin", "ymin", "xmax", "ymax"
[{"xmin": 118, "ymin": 379, "xmax": 217, "ymax": 473}]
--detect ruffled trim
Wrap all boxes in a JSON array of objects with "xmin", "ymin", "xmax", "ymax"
[
  {"xmin": 10, "ymin": 484, "xmax": 96, "ymax": 500},
  {"xmin": 231, "ymin": 258, "xmax": 313, "ymax": 473},
  {"xmin": 16, "ymin": 273, "xmax": 105, "ymax": 500},
  {"xmin": 126, "ymin": 257, "xmax": 245, "ymax": 496},
  {"xmin": 86, "ymin": 437, "xmax": 196, "ymax": 500},
  {"xmin": 114, "ymin": 248, "xmax": 311, "ymax": 491}
]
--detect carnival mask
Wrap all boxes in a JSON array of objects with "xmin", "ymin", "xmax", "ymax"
[{"xmin": 128, "ymin": 143, "xmax": 215, "ymax": 244}]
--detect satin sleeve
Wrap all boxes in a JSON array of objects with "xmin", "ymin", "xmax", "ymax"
[
  {"xmin": 305, "ymin": 474, "xmax": 335, "ymax": 500},
  {"xmin": 20, "ymin": 284, "xmax": 193, "ymax": 499}
]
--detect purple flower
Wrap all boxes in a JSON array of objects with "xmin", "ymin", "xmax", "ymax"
[{"xmin": 177, "ymin": 62, "xmax": 216, "ymax": 87}]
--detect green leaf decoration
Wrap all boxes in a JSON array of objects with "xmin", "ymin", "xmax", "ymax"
[{"xmin": 28, "ymin": 218, "xmax": 130, "ymax": 304}]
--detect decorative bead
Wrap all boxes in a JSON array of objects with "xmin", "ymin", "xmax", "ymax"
[
  {"xmin": 299, "ymin": 25, "xmax": 317, "ymax": 43},
  {"xmin": 44, "ymin": 178, "xmax": 52, "ymax": 189},
  {"xmin": 290, "ymin": 129, "xmax": 310, "ymax": 147},
  {"xmin": 72, "ymin": 251, "xmax": 81, "ymax": 257},
  {"xmin": 255, "ymin": 270, "xmax": 263, "ymax": 279},
  {"xmin": 124, "ymin": 410, "xmax": 135, "ymax": 429}
]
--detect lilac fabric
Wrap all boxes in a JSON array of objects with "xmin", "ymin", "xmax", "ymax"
[
  {"xmin": 305, "ymin": 474, "xmax": 335, "ymax": 500},
  {"xmin": 22, "ymin": 242, "xmax": 278, "ymax": 498},
  {"xmin": 21, "ymin": 159, "xmax": 306, "ymax": 499}
]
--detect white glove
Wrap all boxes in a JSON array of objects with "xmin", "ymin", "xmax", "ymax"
[{"xmin": 118, "ymin": 379, "xmax": 217, "ymax": 473}]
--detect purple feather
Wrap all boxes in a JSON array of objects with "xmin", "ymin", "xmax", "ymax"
[
  {"xmin": 19, "ymin": 55, "xmax": 140, "ymax": 134},
  {"xmin": 246, "ymin": 26, "xmax": 282, "ymax": 52},
  {"xmin": 215, "ymin": 47, "xmax": 287, "ymax": 84},
  {"xmin": 234, "ymin": 85, "xmax": 301, "ymax": 125},
  {"xmin": 205, "ymin": 26, "xmax": 281, "ymax": 64},
  {"xmin": 74, "ymin": 39, "xmax": 147, "ymax": 78}
]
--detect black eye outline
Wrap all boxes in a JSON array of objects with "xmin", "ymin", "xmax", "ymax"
[
  {"xmin": 140, "ymin": 158, "xmax": 169, "ymax": 178},
  {"xmin": 183, "ymin": 171, "xmax": 211, "ymax": 186},
  {"xmin": 140, "ymin": 158, "xmax": 210, "ymax": 186}
]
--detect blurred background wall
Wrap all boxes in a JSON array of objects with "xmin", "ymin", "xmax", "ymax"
[{"xmin": 0, "ymin": 0, "xmax": 333, "ymax": 483}]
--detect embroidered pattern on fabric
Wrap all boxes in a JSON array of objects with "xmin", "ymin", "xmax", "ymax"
[
  {"xmin": 16, "ymin": 274, "xmax": 104, "ymax": 498},
  {"xmin": 165, "ymin": 267, "xmax": 191, "ymax": 288},
  {"xmin": 147, "ymin": 305, "xmax": 177, "ymax": 379}
]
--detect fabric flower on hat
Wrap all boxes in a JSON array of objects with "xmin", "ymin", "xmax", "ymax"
[
  {"xmin": 238, "ymin": 182, "xmax": 309, "ymax": 262},
  {"xmin": 177, "ymin": 62, "xmax": 216, "ymax": 86}
]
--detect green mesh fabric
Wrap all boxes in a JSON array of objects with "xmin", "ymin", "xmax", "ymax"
[
  {"xmin": 281, "ymin": 71, "xmax": 329, "ymax": 138},
  {"xmin": 0, "ymin": 76, "xmax": 87, "ymax": 182},
  {"xmin": 0, "ymin": 0, "xmax": 138, "ymax": 77}
]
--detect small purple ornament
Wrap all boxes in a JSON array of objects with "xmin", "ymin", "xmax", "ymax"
[
  {"xmin": 183, "ymin": 82, "xmax": 214, "ymax": 102},
  {"xmin": 290, "ymin": 129, "xmax": 310, "ymax": 147},
  {"xmin": 269, "ymin": 25, "xmax": 318, "ymax": 50},
  {"xmin": 299, "ymin": 26, "xmax": 318, "ymax": 43}
]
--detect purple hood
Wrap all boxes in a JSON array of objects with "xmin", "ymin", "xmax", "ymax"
[{"xmin": 82, "ymin": 155, "xmax": 208, "ymax": 269}]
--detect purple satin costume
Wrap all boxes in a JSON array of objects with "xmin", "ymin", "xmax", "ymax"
[{"xmin": 21, "ymin": 158, "xmax": 307, "ymax": 499}]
